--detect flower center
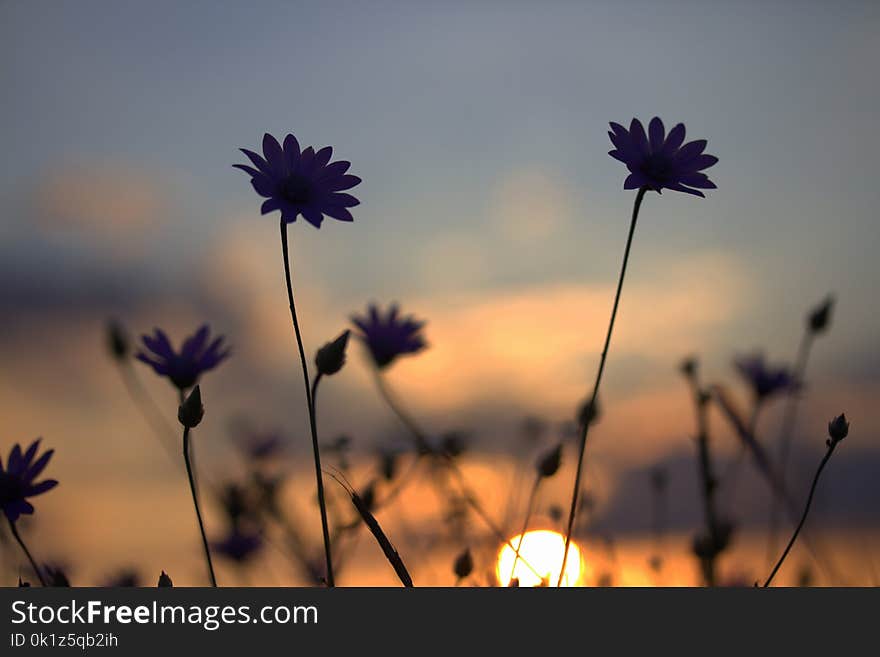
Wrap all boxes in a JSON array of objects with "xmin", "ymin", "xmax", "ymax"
[
  {"xmin": 642, "ymin": 153, "xmax": 674, "ymax": 182},
  {"xmin": 281, "ymin": 174, "xmax": 313, "ymax": 204}
]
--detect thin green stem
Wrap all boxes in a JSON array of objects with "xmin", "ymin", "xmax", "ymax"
[
  {"xmin": 8, "ymin": 519, "xmax": 46, "ymax": 586},
  {"xmin": 763, "ymin": 440, "xmax": 837, "ymax": 587},
  {"xmin": 280, "ymin": 219, "xmax": 334, "ymax": 587},
  {"xmin": 558, "ymin": 186, "xmax": 647, "ymax": 586},
  {"xmin": 308, "ymin": 372, "xmax": 336, "ymax": 587},
  {"xmin": 183, "ymin": 426, "xmax": 216, "ymax": 587}
]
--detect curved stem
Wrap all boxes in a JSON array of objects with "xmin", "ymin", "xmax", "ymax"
[
  {"xmin": 371, "ymin": 369, "xmax": 545, "ymax": 580},
  {"xmin": 764, "ymin": 441, "xmax": 837, "ymax": 587},
  {"xmin": 766, "ymin": 331, "xmax": 813, "ymax": 564},
  {"xmin": 689, "ymin": 377, "xmax": 721, "ymax": 586},
  {"xmin": 508, "ymin": 475, "xmax": 540, "ymax": 584},
  {"xmin": 8, "ymin": 519, "xmax": 47, "ymax": 586},
  {"xmin": 280, "ymin": 219, "xmax": 334, "ymax": 587},
  {"xmin": 558, "ymin": 186, "xmax": 646, "ymax": 586},
  {"xmin": 308, "ymin": 372, "xmax": 335, "ymax": 587},
  {"xmin": 183, "ymin": 426, "xmax": 216, "ymax": 587}
]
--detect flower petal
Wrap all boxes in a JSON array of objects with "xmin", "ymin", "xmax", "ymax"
[
  {"xmin": 325, "ymin": 175, "xmax": 362, "ymax": 192},
  {"xmin": 623, "ymin": 172, "xmax": 647, "ymax": 189},
  {"xmin": 648, "ymin": 117, "xmax": 665, "ymax": 152},
  {"xmin": 328, "ymin": 192, "xmax": 360, "ymax": 208},
  {"xmin": 300, "ymin": 206, "xmax": 324, "ymax": 228},
  {"xmin": 283, "ymin": 134, "xmax": 301, "ymax": 170},
  {"xmin": 629, "ymin": 119, "xmax": 649, "ymax": 156},
  {"xmin": 262, "ymin": 134, "xmax": 285, "ymax": 175},
  {"xmin": 323, "ymin": 206, "xmax": 354, "ymax": 222},
  {"xmin": 662, "ymin": 123, "xmax": 686, "ymax": 155},
  {"xmin": 674, "ymin": 139, "xmax": 707, "ymax": 163}
]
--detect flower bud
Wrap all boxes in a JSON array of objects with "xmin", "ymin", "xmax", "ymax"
[
  {"xmin": 680, "ymin": 356, "xmax": 698, "ymax": 380},
  {"xmin": 106, "ymin": 319, "xmax": 129, "ymax": 361},
  {"xmin": 157, "ymin": 571, "xmax": 174, "ymax": 587},
  {"xmin": 577, "ymin": 397, "xmax": 600, "ymax": 429},
  {"xmin": 178, "ymin": 385, "xmax": 204, "ymax": 428},
  {"xmin": 536, "ymin": 443, "xmax": 562, "ymax": 478},
  {"xmin": 827, "ymin": 413, "xmax": 848, "ymax": 445},
  {"xmin": 808, "ymin": 296, "xmax": 834, "ymax": 335},
  {"xmin": 315, "ymin": 330, "xmax": 350, "ymax": 376},
  {"xmin": 453, "ymin": 548, "xmax": 473, "ymax": 580}
]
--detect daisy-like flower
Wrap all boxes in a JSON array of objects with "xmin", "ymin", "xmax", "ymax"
[
  {"xmin": 234, "ymin": 133, "xmax": 361, "ymax": 228},
  {"xmin": 608, "ymin": 118, "xmax": 718, "ymax": 197},
  {"xmin": 0, "ymin": 440, "xmax": 58, "ymax": 523},
  {"xmin": 734, "ymin": 353, "xmax": 797, "ymax": 402},
  {"xmin": 136, "ymin": 325, "xmax": 230, "ymax": 391},
  {"xmin": 351, "ymin": 303, "xmax": 427, "ymax": 369}
]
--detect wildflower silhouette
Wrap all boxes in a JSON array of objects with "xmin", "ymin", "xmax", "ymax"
[
  {"xmin": 235, "ymin": 133, "xmax": 362, "ymax": 587},
  {"xmin": 1, "ymin": 440, "xmax": 57, "ymax": 586},
  {"xmin": 178, "ymin": 385, "xmax": 216, "ymax": 586},
  {"xmin": 234, "ymin": 133, "xmax": 361, "ymax": 227},
  {"xmin": 212, "ymin": 528, "xmax": 263, "ymax": 564},
  {"xmin": 559, "ymin": 117, "xmax": 717, "ymax": 586},
  {"xmin": 609, "ymin": 117, "xmax": 718, "ymax": 196},
  {"xmin": 352, "ymin": 303, "xmax": 428, "ymax": 369},
  {"xmin": 136, "ymin": 325, "xmax": 230, "ymax": 392},
  {"xmin": 764, "ymin": 414, "xmax": 848, "ymax": 586},
  {"xmin": 734, "ymin": 352, "xmax": 797, "ymax": 407},
  {"xmin": 767, "ymin": 296, "xmax": 835, "ymax": 563}
]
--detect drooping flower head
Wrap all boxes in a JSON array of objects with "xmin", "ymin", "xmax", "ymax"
[
  {"xmin": 0, "ymin": 440, "xmax": 58, "ymax": 523},
  {"xmin": 608, "ymin": 118, "xmax": 718, "ymax": 197},
  {"xmin": 235, "ymin": 133, "xmax": 361, "ymax": 228},
  {"xmin": 136, "ymin": 325, "xmax": 230, "ymax": 391},
  {"xmin": 212, "ymin": 529, "xmax": 263, "ymax": 564},
  {"xmin": 351, "ymin": 303, "xmax": 427, "ymax": 369},
  {"xmin": 733, "ymin": 353, "xmax": 797, "ymax": 402}
]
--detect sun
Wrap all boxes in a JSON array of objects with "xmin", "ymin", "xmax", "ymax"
[{"xmin": 496, "ymin": 529, "xmax": 583, "ymax": 587}]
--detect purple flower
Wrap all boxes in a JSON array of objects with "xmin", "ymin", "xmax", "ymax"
[
  {"xmin": 212, "ymin": 529, "xmax": 263, "ymax": 564},
  {"xmin": 136, "ymin": 325, "xmax": 230, "ymax": 391},
  {"xmin": 608, "ymin": 118, "xmax": 718, "ymax": 197},
  {"xmin": 235, "ymin": 133, "xmax": 361, "ymax": 228},
  {"xmin": 351, "ymin": 303, "xmax": 427, "ymax": 369},
  {"xmin": 0, "ymin": 440, "xmax": 58, "ymax": 523},
  {"xmin": 733, "ymin": 353, "xmax": 797, "ymax": 401}
]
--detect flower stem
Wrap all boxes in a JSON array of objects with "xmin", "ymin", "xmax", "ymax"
[
  {"xmin": 308, "ymin": 372, "xmax": 336, "ymax": 586},
  {"xmin": 766, "ymin": 330, "xmax": 813, "ymax": 564},
  {"xmin": 763, "ymin": 439, "xmax": 838, "ymax": 587},
  {"xmin": 558, "ymin": 186, "xmax": 647, "ymax": 586},
  {"xmin": 182, "ymin": 426, "xmax": 216, "ymax": 587},
  {"xmin": 371, "ymin": 368, "xmax": 545, "ymax": 580},
  {"xmin": 7, "ymin": 519, "xmax": 47, "ymax": 586},
  {"xmin": 684, "ymin": 373, "xmax": 723, "ymax": 586},
  {"xmin": 279, "ymin": 219, "xmax": 334, "ymax": 587},
  {"xmin": 508, "ymin": 475, "xmax": 540, "ymax": 584}
]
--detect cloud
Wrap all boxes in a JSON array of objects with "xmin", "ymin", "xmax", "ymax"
[{"xmin": 32, "ymin": 162, "xmax": 169, "ymax": 248}]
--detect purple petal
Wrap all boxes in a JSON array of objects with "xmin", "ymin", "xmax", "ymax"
[
  {"xmin": 324, "ymin": 206, "xmax": 354, "ymax": 222},
  {"xmin": 662, "ymin": 123, "xmax": 686, "ymax": 155},
  {"xmin": 238, "ymin": 149, "xmax": 272, "ymax": 177},
  {"xmin": 182, "ymin": 326, "xmax": 210, "ymax": 359},
  {"xmin": 678, "ymin": 173, "xmax": 717, "ymax": 189},
  {"xmin": 311, "ymin": 146, "xmax": 333, "ymax": 172},
  {"xmin": 648, "ymin": 117, "xmax": 665, "ymax": 152},
  {"xmin": 261, "ymin": 199, "xmax": 281, "ymax": 215},
  {"xmin": 23, "ymin": 449, "xmax": 53, "ymax": 481},
  {"xmin": 679, "ymin": 154, "xmax": 718, "ymax": 172},
  {"xmin": 26, "ymin": 479, "xmax": 58, "ymax": 496},
  {"xmin": 325, "ymin": 174, "xmax": 361, "ymax": 192},
  {"xmin": 316, "ymin": 161, "xmax": 351, "ymax": 181},
  {"xmin": 328, "ymin": 192, "xmax": 360, "ymax": 208},
  {"xmin": 663, "ymin": 182, "xmax": 705, "ymax": 197},
  {"xmin": 283, "ymin": 134, "xmax": 301, "ymax": 170},
  {"xmin": 262, "ymin": 134, "xmax": 285, "ymax": 175},
  {"xmin": 675, "ymin": 139, "xmax": 707, "ymax": 163},
  {"xmin": 623, "ymin": 172, "xmax": 647, "ymax": 189},
  {"xmin": 300, "ymin": 206, "xmax": 324, "ymax": 228},
  {"xmin": 629, "ymin": 119, "xmax": 649, "ymax": 156}
]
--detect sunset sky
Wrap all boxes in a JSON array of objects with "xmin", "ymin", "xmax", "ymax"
[{"xmin": 1, "ymin": 1, "xmax": 878, "ymax": 585}]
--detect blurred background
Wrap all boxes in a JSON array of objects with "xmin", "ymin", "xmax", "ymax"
[{"xmin": 1, "ymin": 0, "xmax": 878, "ymax": 586}]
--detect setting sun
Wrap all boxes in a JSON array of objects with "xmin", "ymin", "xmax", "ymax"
[{"xmin": 497, "ymin": 530, "xmax": 583, "ymax": 587}]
